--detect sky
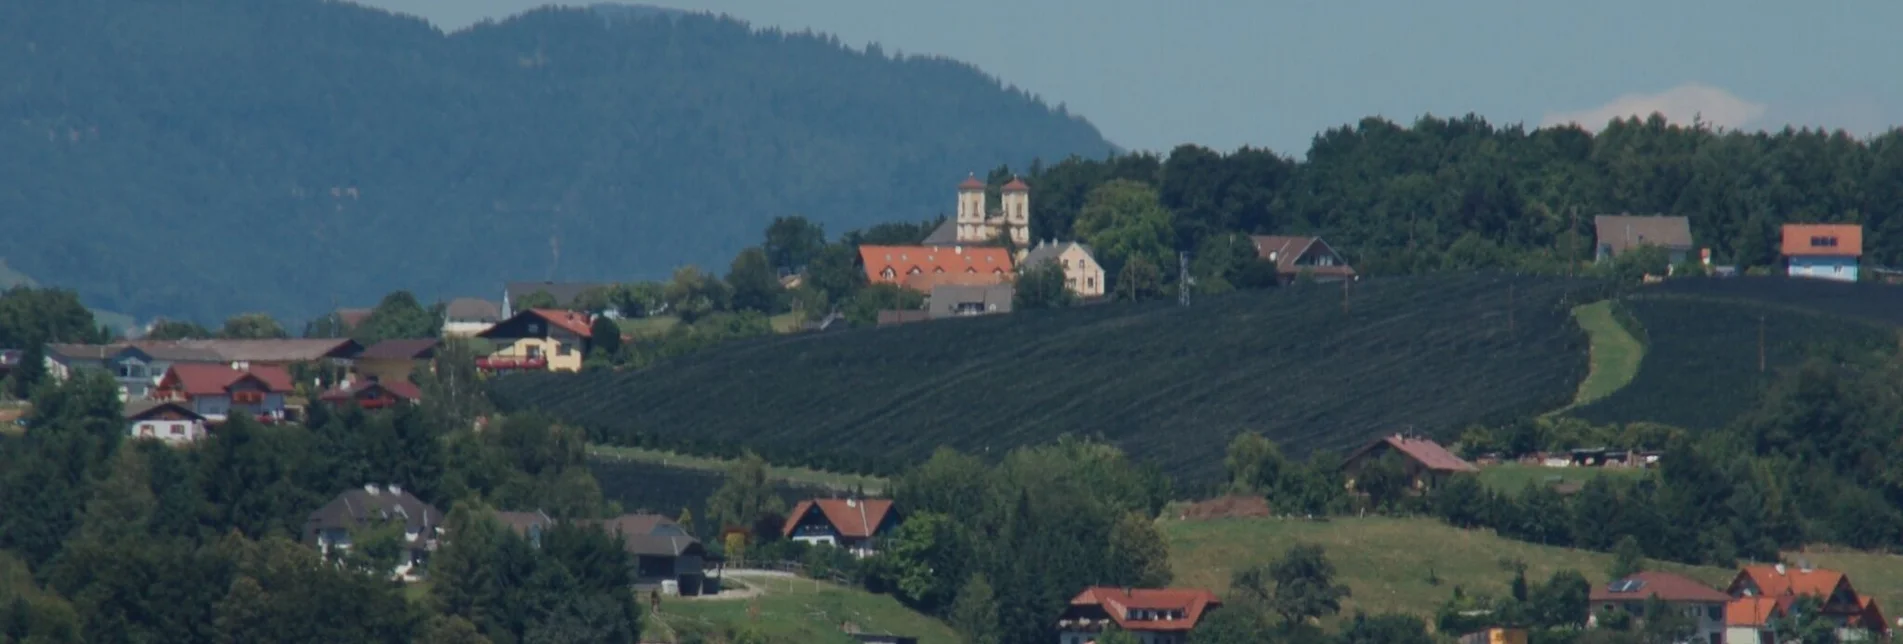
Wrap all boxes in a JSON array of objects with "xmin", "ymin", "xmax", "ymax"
[{"xmin": 355, "ymin": 0, "xmax": 1902, "ymax": 156}]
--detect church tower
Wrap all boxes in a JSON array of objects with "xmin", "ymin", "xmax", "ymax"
[
  {"xmin": 955, "ymin": 174, "xmax": 986, "ymax": 242},
  {"xmin": 1001, "ymin": 176, "xmax": 1031, "ymax": 246}
]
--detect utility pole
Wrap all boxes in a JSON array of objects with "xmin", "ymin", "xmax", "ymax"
[
  {"xmin": 1759, "ymin": 314, "xmax": 1767, "ymax": 373},
  {"xmin": 1507, "ymin": 284, "xmax": 1515, "ymax": 333},
  {"xmin": 1178, "ymin": 251, "xmax": 1191, "ymax": 307},
  {"xmin": 1342, "ymin": 277, "xmax": 1350, "ymax": 315}
]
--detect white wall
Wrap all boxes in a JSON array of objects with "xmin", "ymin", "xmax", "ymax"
[{"xmin": 127, "ymin": 419, "xmax": 206, "ymax": 443}]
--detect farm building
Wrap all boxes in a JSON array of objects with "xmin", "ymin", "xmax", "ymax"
[
  {"xmin": 1340, "ymin": 433, "xmax": 1479, "ymax": 491},
  {"xmin": 1593, "ymin": 214, "xmax": 1694, "ymax": 265},
  {"xmin": 1782, "ymin": 223, "xmax": 1862, "ymax": 283}
]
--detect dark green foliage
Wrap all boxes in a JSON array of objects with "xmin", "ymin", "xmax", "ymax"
[
  {"xmin": 1014, "ymin": 260, "xmax": 1076, "ymax": 310},
  {"xmin": 588, "ymin": 458, "xmax": 824, "ymax": 540},
  {"xmin": 491, "ymin": 274, "xmax": 1598, "ymax": 483},
  {"xmin": 351, "ymin": 291, "xmax": 443, "ymax": 344},
  {"xmin": 0, "ymin": 287, "xmax": 105, "ymax": 347},
  {"xmin": 726, "ymin": 248, "xmax": 784, "ymax": 314},
  {"xmin": 1571, "ymin": 295, "xmax": 1897, "ymax": 429},
  {"xmin": 0, "ymin": 0, "xmax": 1112, "ymax": 322},
  {"xmin": 145, "ymin": 319, "xmax": 214, "ymax": 340}
]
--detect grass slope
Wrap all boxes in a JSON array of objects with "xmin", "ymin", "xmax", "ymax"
[
  {"xmin": 1166, "ymin": 517, "xmax": 1733, "ymax": 622},
  {"xmin": 646, "ymin": 575, "xmax": 957, "ymax": 644},
  {"xmin": 1570, "ymin": 295, "xmax": 1897, "ymax": 430},
  {"xmin": 1565, "ymin": 301, "xmax": 1643, "ymax": 408},
  {"xmin": 493, "ymin": 275, "xmax": 1600, "ymax": 484}
]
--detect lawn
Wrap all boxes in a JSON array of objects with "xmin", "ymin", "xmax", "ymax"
[
  {"xmin": 1566, "ymin": 301, "xmax": 1643, "ymax": 408},
  {"xmin": 1474, "ymin": 463, "xmax": 1648, "ymax": 495},
  {"xmin": 645, "ymin": 574, "xmax": 955, "ymax": 644},
  {"xmin": 1165, "ymin": 516, "xmax": 1734, "ymax": 623},
  {"xmin": 589, "ymin": 444, "xmax": 888, "ymax": 494}
]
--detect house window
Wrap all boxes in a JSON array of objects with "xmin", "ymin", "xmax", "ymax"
[
  {"xmin": 881, "ymin": 267, "xmax": 896, "ymax": 279},
  {"xmin": 1087, "ymin": 277, "xmax": 1096, "ymax": 289},
  {"xmin": 908, "ymin": 266, "xmax": 922, "ymax": 275},
  {"xmin": 169, "ymin": 424, "xmax": 183, "ymax": 436},
  {"xmin": 527, "ymin": 323, "xmax": 540, "ymax": 333}
]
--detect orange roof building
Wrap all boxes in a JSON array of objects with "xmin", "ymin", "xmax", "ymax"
[
  {"xmin": 781, "ymin": 498, "xmax": 900, "ymax": 557},
  {"xmin": 858, "ymin": 245, "xmax": 1014, "ymax": 291},
  {"xmin": 1057, "ymin": 587, "xmax": 1222, "ymax": 636},
  {"xmin": 1781, "ymin": 223, "xmax": 1862, "ymax": 283},
  {"xmin": 1726, "ymin": 563, "xmax": 1889, "ymax": 637}
]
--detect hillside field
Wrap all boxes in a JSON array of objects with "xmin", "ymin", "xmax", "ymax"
[
  {"xmin": 1640, "ymin": 276, "xmax": 1903, "ymax": 326},
  {"xmin": 493, "ymin": 274, "xmax": 1601, "ymax": 484},
  {"xmin": 645, "ymin": 574, "xmax": 957, "ymax": 644}
]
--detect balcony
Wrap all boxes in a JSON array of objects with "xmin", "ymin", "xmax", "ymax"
[
  {"xmin": 357, "ymin": 398, "xmax": 395, "ymax": 409},
  {"xmin": 475, "ymin": 356, "xmax": 547, "ymax": 371},
  {"xmin": 231, "ymin": 391, "xmax": 265, "ymax": 404}
]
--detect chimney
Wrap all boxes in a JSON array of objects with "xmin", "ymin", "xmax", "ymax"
[
  {"xmin": 1775, "ymin": 563, "xmax": 1787, "ymax": 575},
  {"xmin": 388, "ymin": 483, "xmax": 403, "ymax": 496},
  {"xmin": 364, "ymin": 483, "xmax": 380, "ymax": 495},
  {"xmin": 845, "ymin": 498, "xmax": 857, "ymax": 508}
]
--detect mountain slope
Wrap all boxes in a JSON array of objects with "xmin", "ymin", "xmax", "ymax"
[{"xmin": 0, "ymin": 0, "xmax": 1114, "ymax": 322}]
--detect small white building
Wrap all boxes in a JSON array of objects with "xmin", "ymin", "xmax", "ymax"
[{"xmin": 124, "ymin": 400, "xmax": 208, "ymax": 444}]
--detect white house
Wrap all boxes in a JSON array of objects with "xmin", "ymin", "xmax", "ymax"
[
  {"xmin": 779, "ymin": 497, "xmax": 899, "ymax": 558},
  {"xmin": 123, "ymin": 400, "xmax": 208, "ymax": 444},
  {"xmin": 1588, "ymin": 572, "xmax": 1730, "ymax": 644},
  {"xmin": 305, "ymin": 483, "xmax": 442, "ymax": 582}
]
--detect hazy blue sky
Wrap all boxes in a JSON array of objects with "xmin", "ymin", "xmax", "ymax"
[{"xmin": 356, "ymin": 0, "xmax": 1901, "ymax": 155}]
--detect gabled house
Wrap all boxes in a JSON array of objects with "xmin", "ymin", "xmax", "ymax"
[
  {"xmin": 859, "ymin": 245, "xmax": 1014, "ymax": 292},
  {"xmin": 502, "ymin": 281, "xmax": 608, "ymax": 319},
  {"xmin": 475, "ymin": 309, "xmax": 594, "ymax": 373},
  {"xmin": 44, "ymin": 342, "xmax": 225, "ymax": 400},
  {"xmin": 442, "ymin": 298, "xmax": 502, "ymax": 337},
  {"xmin": 1782, "ymin": 224, "xmax": 1862, "ymax": 283},
  {"xmin": 1340, "ymin": 433, "xmax": 1479, "ymax": 492},
  {"xmin": 1587, "ymin": 571, "xmax": 1731, "ymax": 644},
  {"xmin": 306, "ymin": 483, "xmax": 442, "ymax": 582},
  {"xmin": 1249, "ymin": 235, "xmax": 1357, "ymax": 284},
  {"xmin": 153, "ymin": 363, "xmax": 293, "ymax": 423},
  {"xmin": 782, "ymin": 498, "xmax": 899, "ymax": 557},
  {"xmin": 1594, "ymin": 214, "xmax": 1695, "ymax": 265},
  {"xmin": 496, "ymin": 510, "xmax": 711, "ymax": 595},
  {"xmin": 1726, "ymin": 563, "xmax": 1886, "ymax": 640},
  {"xmin": 353, "ymin": 338, "xmax": 438, "ymax": 383},
  {"xmin": 124, "ymin": 400, "xmax": 208, "ymax": 444},
  {"xmin": 1020, "ymin": 240, "xmax": 1106, "ymax": 298},
  {"xmin": 1056, "ymin": 587, "xmax": 1222, "ymax": 644},
  {"xmin": 317, "ymin": 377, "xmax": 422, "ymax": 410},
  {"xmin": 927, "ymin": 284, "xmax": 1014, "ymax": 319},
  {"xmin": 159, "ymin": 338, "xmax": 363, "ymax": 368}
]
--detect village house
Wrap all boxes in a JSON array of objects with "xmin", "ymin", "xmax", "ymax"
[
  {"xmin": 305, "ymin": 483, "xmax": 441, "ymax": 582},
  {"xmin": 1782, "ymin": 223, "xmax": 1862, "ymax": 283},
  {"xmin": 352, "ymin": 338, "xmax": 438, "ymax": 383},
  {"xmin": 927, "ymin": 283, "xmax": 1014, "ymax": 319},
  {"xmin": 1725, "ymin": 562, "xmax": 1886, "ymax": 642},
  {"xmin": 859, "ymin": 244, "xmax": 1015, "ymax": 292},
  {"xmin": 920, "ymin": 174, "xmax": 1031, "ymax": 248},
  {"xmin": 782, "ymin": 497, "xmax": 899, "ymax": 558},
  {"xmin": 1056, "ymin": 587, "xmax": 1222, "ymax": 644},
  {"xmin": 501, "ymin": 281, "xmax": 609, "ymax": 319},
  {"xmin": 1340, "ymin": 433, "xmax": 1479, "ymax": 491},
  {"xmin": 317, "ymin": 377, "xmax": 422, "ymax": 410},
  {"xmin": 475, "ymin": 308, "xmax": 594, "ymax": 373},
  {"xmin": 45, "ymin": 342, "xmax": 224, "ymax": 400},
  {"xmin": 1587, "ymin": 571, "xmax": 1730, "ymax": 644},
  {"xmin": 1020, "ymin": 240, "xmax": 1106, "ymax": 298},
  {"xmin": 497, "ymin": 510, "xmax": 712, "ymax": 595},
  {"xmin": 1594, "ymin": 214, "xmax": 1695, "ymax": 265},
  {"xmin": 123, "ymin": 400, "xmax": 208, "ymax": 444},
  {"xmin": 152, "ymin": 363, "xmax": 294, "ymax": 423},
  {"xmin": 441, "ymin": 297, "xmax": 502, "ymax": 337},
  {"xmin": 1249, "ymin": 235, "xmax": 1357, "ymax": 284}
]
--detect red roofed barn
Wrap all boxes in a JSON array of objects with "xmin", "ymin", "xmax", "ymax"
[
  {"xmin": 781, "ymin": 497, "xmax": 899, "ymax": 557},
  {"xmin": 1057, "ymin": 587, "xmax": 1222, "ymax": 643},
  {"xmin": 1340, "ymin": 433, "xmax": 1479, "ymax": 492},
  {"xmin": 154, "ymin": 363, "xmax": 294, "ymax": 422}
]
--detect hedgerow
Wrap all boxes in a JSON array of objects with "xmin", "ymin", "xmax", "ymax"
[{"xmin": 492, "ymin": 274, "xmax": 1603, "ymax": 485}]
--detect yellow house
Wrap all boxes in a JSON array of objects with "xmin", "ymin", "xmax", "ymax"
[
  {"xmin": 475, "ymin": 309, "xmax": 595, "ymax": 373},
  {"xmin": 1019, "ymin": 240, "xmax": 1106, "ymax": 298},
  {"xmin": 352, "ymin": 338, "xmax": 439, "ymax": 383}
]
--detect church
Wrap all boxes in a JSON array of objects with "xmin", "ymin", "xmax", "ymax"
[{"xmin": 921, "ymin": 174, "xmax": 1031, "ymax": 248}]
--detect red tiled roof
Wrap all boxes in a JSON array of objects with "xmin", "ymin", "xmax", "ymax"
[
  {"xmin": 357, "ymin": 338, "xmax": 439, "ymax": 361},
  {"xmin": 1067, "ymin": 587, "xmax": 1222, "ymax": 632},
  {"xmin": 1591, "ymin": 571, "xmax": 1731, "ymax": 604},
  {"xmin": 1345, "ymin": 434, "xmax": 1478, "ymax": 473},
  {"xmin": 1726, "ymin": 596, "xmax": 1791, "ymax": 627},
  {"xmin": 160, "ymin": 363, "xmax": 293, "ymax": 397},
  {"xmin": 780, "ymin": 498, "xmax": 895, "ymax": 539},
  {"xmin": 1002, "ymin": 177, "xmax": 1029, "ymax": 192},
  {"xmin": 1781, "ymin": 224, "xmax": 1863, "ymax": 257},
  {"xmin": 1249, "ymin": 235, "xmax": 1358, "ymax": 277},
  {"xmin": 859, "ymin": 245, "xmax": 1014, "ymax": 288},
  {"xmin": 958, "ymin": 174, "xmax": 985, "ymax": 190},
  {"xmin": 902, "ymin": 269, "xmax": 1011, "ymax": 291},
  {"xmin": 529, "ymin": 309, "xmax": 595, "ymax": 338},
  {"xmin": 318, "ymin": 378, "xmax": 422, "ymax": 402},
  {"xmin": 1731, "ymin": 565, "xmax": 1850, "ymax": 601}
]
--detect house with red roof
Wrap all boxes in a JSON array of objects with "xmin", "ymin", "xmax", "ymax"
[
  {"xmin": 1725, "ymin": 562, "xmax": 1887, "ymax": 642},
  {"xmin": 1782, "ymin": 223, "xmax": 1863, "ymax": 283},
  {"xmin": 318, "ymin": 376, "xmax": 422, "ymax": 410},
  {"xmin": 1340, "ymin": 432, "xmax": 1480, "ymax": 492},
  {"xmin": 781, "ymin": 497, "xmax": 899, "ymax": 558},
  {"xmin": 1057, "ymin": 587, "xmax": 1222, "ymax": 644},
  {"xmin": 153, "ymin": 363, "xmax": 293, "ymax": 423},
  {"xmin": 1250, "ymin": 235, "xmax": 1357, "ymax": 284},
  {"xmin": 859, "ymin": 244, "xmax": 1014, "ymax": 292},
  {"xmin": 1587, "ymin": 571, "xmax": 1731, "ymax": 644},
  {"xmin": 476, "ymin": 308, "xmax": 595, "ymax": 373}
]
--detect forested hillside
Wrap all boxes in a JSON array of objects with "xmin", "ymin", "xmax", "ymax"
[{"xmin": 0, "ymin": 0, "xmax": 1114, "ymax": 322}]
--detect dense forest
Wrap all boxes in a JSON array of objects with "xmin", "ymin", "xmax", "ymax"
[{"xmin": 0, "ymin": 0, "xmax": 1113, "ymax": 323}]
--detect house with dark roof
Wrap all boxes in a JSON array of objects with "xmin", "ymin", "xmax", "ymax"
[
  {"xmin": 1588, "ymin": 571, "xmax": 1730, "ymax": 643},
  {"xmin": 1593, "ymin": 214, "xmax": 1695, "ymax": 265},
  {"xmin": 161, "ymin": 338, "xmax": 363, "ymax": 367},
  {"xmin": 1340, "ymin": 433, "xmax": 1479, "ymax": 492},
  {"xmin": 1020, "ymin": 240, "xmax": 1106, "ymax": 298},
  {"xmin": 353, "ymin": 338, "xmax": 438, "ymax": 383},
  {"xmin": 1249, "ymin": 235, "xmax": 1357, "ymax": 284},
  {"xmin": 153, "ymin": 363, "xmax": 294, "ymax": 422},
  {"xmin": 496, "ymin": 510, "xmax": 712, "ymax": 595},
  {"xmin": 859, "ymin": 245, "xmax": 1014, "ymax": 292},
  {"xmin": 1782, "ymin": 223, "xmax": 1863, "ymax": 283},
  {"xmin": 927, "ymin": 284, "xmax": 1013, "ymax": 319},
  {"xmin": 782, "ymin": 498, "xmax": 899, "ymax": 557},
  {"xmin": 45, "ymin": 342, "xmax": 225, "ymax": 400},
  {"xmin": 124, "ymin": 400, "xmax": 208, "ymax": 444},
  {"xmin": 442, "ymin": 298, "xmax": 502, "ymax": 337},
  {"xmin": 502, "ymin": 282, "xmax": 609, "ymax": 319},
  {"xmin": 306, "ymin": 483, "xmax": 442, "ymax": 582},
  {"xmin": 318, "ymin": 377, "xmax": 422, "ymax": 410},
  {"xmin": 1726, "ymin": 562, "xmax": 1887, "ymax": 641},
  {"xmin": 1057, "ymin": 587, "xmax": 1222, "ymax": 643},
  {"xmin": 476, "ymin": 308, "xmax": 595, "ymax": 373}
]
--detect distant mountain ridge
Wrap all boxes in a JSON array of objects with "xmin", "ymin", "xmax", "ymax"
[{"xmin": 0, "ymin": 0, "xmax": 1114, "ymax": 323}]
